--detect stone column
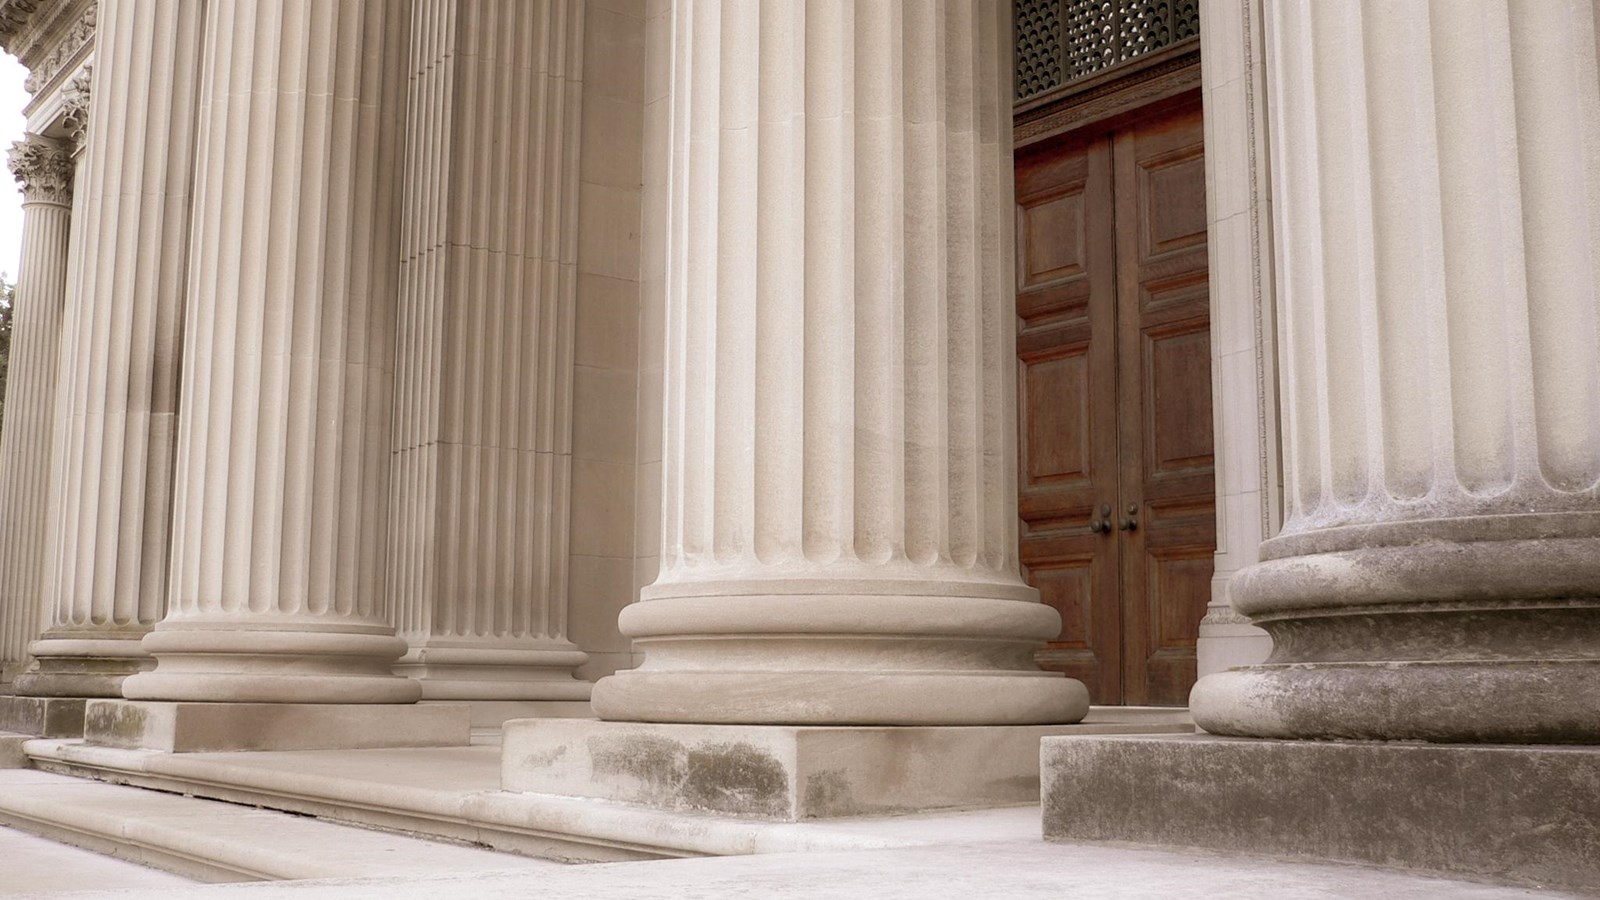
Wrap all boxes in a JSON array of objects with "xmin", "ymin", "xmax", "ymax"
[
  {"xmin": 16, "ymin": 0, "xmax": 204, "ymax": 700},
  {"xmin": 121, "ymin": 0, "xmax": 418, "ymax": 704},
  {"xmin": 590, "ymin": 0, "xmax": 1085, "ymax": 726},
  {"xmin": 388, "ymin": 0, "xmax": 590, "ymax": 714},
  {"xmin": 1195, "ymin": 0, "xmax": 1275, "ymax": 676},
  {"xmin": 1192, "ymin": 0, "xmax": 1600, "ymax": 742},
  {"xmin": 0, "ymin": 136, "xmax": 73, "ymax": 683}
]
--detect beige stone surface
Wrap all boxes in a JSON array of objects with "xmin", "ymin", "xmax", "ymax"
[
  {"xmin": 1194, "ymin": 0, "xmax": 1275, "ymax": 677},
  {"xmin": 32, "ymin": 839, "xmax": 1581, "ymax": 900},
  {"xmin": 1043, "ymin": 733, "xmax": 1600, "ymax": 893},
  {"xmin": 0, "ymin": 695, "xmax": 85, "ymax": 737},
  {"xmin": 120, "ymin": 0, "xmax": 419, "ymax": 705},
  {"xmin": 387, "ymin": 0, "xmax": 594, "ymax": 709},
  {"xmin": 0, "ymin": 135, "xmax": 73, "ymax": 679},
  {"xmin": 22, "ymin": 0, "xmax": 204, "ymax": 701},
  {"xmin": 82, "ymin": 701, "xmax": 469, "ymax": 753},
  {"xmin": 0, "ymin": 770, "xmax": 557, "ymax": 882},
  {"xmin": 0, "ymin": 731, "xmax": 27, "ymax": 768},
  {"xmin": 0, "ymin": 823, "xmax": 194, "ymax": 894},
  {"xmin": 1191, "ymin": 0, "xmax": 1600, "ymax": 743},
  {"xmin": 502, "ymin": 717, "xmax": 1194, "ymax": 820},
  {"xmin": 593, "ymin": 0, "xmax": 1086, "ymax": 727}
]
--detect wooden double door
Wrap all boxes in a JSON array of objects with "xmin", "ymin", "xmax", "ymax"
[{"xmin": 1014, "ymin": 96, "xmax": 1215, "ymax": 706}]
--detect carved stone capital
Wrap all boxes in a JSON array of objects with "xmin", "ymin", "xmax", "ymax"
[
  {"xmin": 60, "ymin": 65, "xmax": 90, "ymax": 150},
  {"xmin": 8, "ymin": 134, "xmax": 72, "ymax": 205}
]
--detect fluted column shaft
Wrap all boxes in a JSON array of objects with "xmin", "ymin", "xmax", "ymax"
[
  {"xmin": 1193, "ymin": 0, "xmax": 1600, "ymax": 742},
  {"xmin": 0, "ymin": 137, "xmax": 73, "ymax": 682},
  {"xmin": 388, "ymin": 0, "xmax": 589, "ymax": 703},
  {"xmin": 16, "ymin": 0, "xmax": 204, "ymax": 699},
  {"xmin": 591, "ymin": 0, "xmax": 1084, "ymax": 726},
  {"xmin": 122, "ymin": 0, "xmax": 415, "ymax": 704}
]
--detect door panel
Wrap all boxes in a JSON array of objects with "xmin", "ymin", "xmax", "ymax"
[
  {"xmin": 1115, "ymin": 100, "xmax": 1215, "ymax": 706},
  {"xmin": 1015, "ymin": 134, "xmax": 1121, "ymax": 701},
  {"xmin": 1016, "ymin": 95, "xmax": 1215, "ymax": 706}
]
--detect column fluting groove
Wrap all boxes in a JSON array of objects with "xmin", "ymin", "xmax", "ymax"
[
  {"xmin": 592, "ymin": 0, "xmax": 1085, "ymax": 726},
  {"xmin": 16, "ymin": 0, "xmax": 205, "ymax": 699},
  {"xmin": 0, "ymin": 136, "xmax": 74, "ymax": 682},
  {"xmin": 1191, "ymin": 0, "xmax": 1600, "ymax": 743},
  {"xmin": 387, "ymin": 0, "xmax": 590, "ymax": 703},
  {"xmin": 122, "ymin": 0, "xmax": 416, "ymax": 704}
]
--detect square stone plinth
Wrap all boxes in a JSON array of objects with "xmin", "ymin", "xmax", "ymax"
[
  {"xmin": 1042, "ymin": 734, "xmax": 1600, "ymax": 893},
  {"xmin": 0, "ymin": 696, "xmax": 86, "ymax": 738},
  {"xmin": 503, "ymin": 718, "xmax": 1193, "ymax": 821},
  {"xmin": 84, "ymin": 700, "xmax": 472, "ymax": 752}
]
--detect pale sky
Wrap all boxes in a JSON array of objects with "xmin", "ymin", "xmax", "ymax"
[{"xmin": 0, "ymin": 52, "xmax": 27, "ymax": 283}]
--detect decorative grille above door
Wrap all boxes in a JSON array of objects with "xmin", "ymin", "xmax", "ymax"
[{"xmin": 1016, "ymin": 0, "xmax": 1201, "ymax": 102}]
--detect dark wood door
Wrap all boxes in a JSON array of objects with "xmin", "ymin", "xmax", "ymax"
[{"xmin": 1015, "ymin": 97, "xmax": 1214, "ymax": 706}]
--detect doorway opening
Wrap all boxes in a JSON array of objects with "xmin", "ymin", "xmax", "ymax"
[{"xmin": 1015, "ymin": 92, "xmax": 1214, "ymax": 706}]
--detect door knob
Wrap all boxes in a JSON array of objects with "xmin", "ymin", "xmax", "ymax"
[
  {"xmin": 1119, "ymin": 517, "xmax": 1138, "ymax": 531},
  {"xmin": 1089, "ymin": 518, "xmax": 1108, "ymax": 533}
]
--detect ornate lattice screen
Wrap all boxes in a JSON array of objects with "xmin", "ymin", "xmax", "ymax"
[{"xmin": 1016, "ymin": 0, "xmax": 1201, "ymax": 102}]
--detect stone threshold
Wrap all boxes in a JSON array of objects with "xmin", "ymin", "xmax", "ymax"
[
  {"xmin": 20, "ymin": 738, "xmax": 973, "ymax": 862},
  {"xmin": 0, "ymin": 768, "xmax": 558, "ymax": 882}
]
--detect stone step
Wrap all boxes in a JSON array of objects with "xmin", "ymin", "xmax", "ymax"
[{"xmin": 0, "ymin": 769, "xmax": 561, "ymax": 883}]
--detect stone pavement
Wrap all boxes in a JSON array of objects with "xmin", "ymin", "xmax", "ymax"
[{"xmin": 31, "ymin": 840, "xmax": 1580, "ymax": 900}]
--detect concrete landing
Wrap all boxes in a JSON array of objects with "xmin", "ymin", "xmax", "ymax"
[
  {"xmin": 35, "ymin": 838, "xmax": 1585, "ymax": 899},
  {"xmin": 1042, "ymin": 733, "xmax": 1600, "ymax": 893},
  {"xmin": 0, "ymin": 769, "xmax": 559, "ymax": 883},
  {"xmin": 0, "ymin": 825, "xmax": 193, "ymax": 894},
  {"xmin": 502, "ymin": 716, "xmax": 1196, "ymax": 820}
]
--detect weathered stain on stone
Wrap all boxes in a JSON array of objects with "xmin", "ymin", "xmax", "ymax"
[
  {"xmin": 520, "ymin": 744, "xmax": 567, "ymax": 769},
  {"xmin": 802, "ymin": 769, "xmax": 853, "ymax": 818},
  {"xmin": 682, "ymin": 741, "xmax": 790, "ymax": 819},
  {"xmin": 586, "ymin": 733, "xmax": 685, "ymax": 792},
  {"xmin": 86, "ymin": 701, "xmax": 146, "ymax": 746}
]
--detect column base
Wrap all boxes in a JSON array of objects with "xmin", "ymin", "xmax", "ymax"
[
  {"xmin": 83, "ymin": 699, "xmax": 471, "ymax": 752},
  {"xmin": 123, "ymin": 627, "xmax": 421, "ymax": 703},
  {"xmin": 594, "ymin": 593, "xmax": 1089, "ymax": 726},
  {"xmin": 1041, "ymin": 733, "xmax": 1600, "ymax": 893},
  {"xmin": 14, "ymin": 632, "xmax": 152, "ymax": 698},
  {"xmin": 502, "ymin": 717, "xmax": 1193, "ymax": 821},
  {"xmin": 1191, "ymin": 659, "xmax": 1600, "ymax": 743},
  {"xmin": 0, "ymin": 695, "xmax": 86, "ymax": 737},
  {"xmin": 395, "ymin": 644, "xmax": 593, "ymax": 703}
]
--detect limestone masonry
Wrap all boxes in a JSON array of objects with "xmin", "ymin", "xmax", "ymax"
[{"xmin": 0, "ymin": 0, "xmax": 1594, "ymax": 895}]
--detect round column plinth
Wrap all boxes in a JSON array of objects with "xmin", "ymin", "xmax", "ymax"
[
  {"xmin": 14, "ymin": 632, "xmax": 151, "ymax": 698},
  {"xmin": 123, "ymin": 627, "xmax": 420, "ymax": 704},
  {"xmin": 593, "ymin": 591, "xmax": 1089, "ymax": 726},
  {"xmin": 1192, "ymin": 524, "xmax": 1600, "ymax": 743},
  {"xmin": 396, "ymin": 645, "xmax": 593, "ymax": 702}
]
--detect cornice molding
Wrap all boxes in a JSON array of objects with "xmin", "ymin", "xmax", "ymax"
[{"xmin": 0, "ymin": 0, "xmax": 95, "ymax": 95}]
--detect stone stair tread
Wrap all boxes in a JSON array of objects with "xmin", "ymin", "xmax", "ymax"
[{"xmin": 0, "ymin": 769, "xmax": 561, "ymax": 882}]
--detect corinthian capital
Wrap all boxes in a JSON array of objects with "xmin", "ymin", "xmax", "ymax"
[{"xmin": 8, "ymin": 134, "xmax": 71, "ymax": 205}]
